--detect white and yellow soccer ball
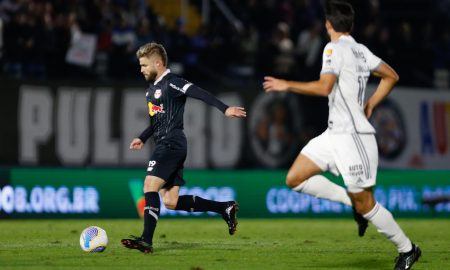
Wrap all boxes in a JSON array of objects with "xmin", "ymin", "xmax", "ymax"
[{"xmin": 79, "ymin": 226, "xmax": 108, "ymax": 252}]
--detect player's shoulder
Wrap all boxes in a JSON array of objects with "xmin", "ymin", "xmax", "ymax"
[
  {"xmin": 323, "ymin": 41, "xmax": 342, "ymax": 59},
  {"xmin": 342, "ymin": 36, "xmax": 371, "ymax": 53},
  {"xmin": 330, "ymin": 35, "xmax": 358, "ymax": 49},
  {"xmin": 166, "ymin": 73, "xmax": 192, "ymax": 93},
  {"xmin": 166, "ymin": 72, "xmax": 180, "ymax": 80},
  {"xmin": 358, "ymin": 42, "xmax": 374, "ymax": 55},
  {"xmin": 351, "ymin": 41, "xmax": 378, "ymax": 60},
  {"xmin": 166, "ymin": 73, "xmax": 186, "ymax": 83},
  {"xmin": 323, "ymin": 41, "xmax": 337, "ymax": 50}
]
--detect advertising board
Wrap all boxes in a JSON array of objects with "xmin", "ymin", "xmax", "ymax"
[{"xmin": 1, "ymin": 169, "xmax": 448, "ymax": 218}]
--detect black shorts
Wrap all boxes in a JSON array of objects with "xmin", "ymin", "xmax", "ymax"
[{"xmin": 147, "ymin": 139, "xmax": 187, "ymax": 189}]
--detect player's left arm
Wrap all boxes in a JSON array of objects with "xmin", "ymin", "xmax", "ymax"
[
  {"xmin": 185, "ymin": 85, "xmax": 246, "ymax": 118},
  {"xmin": 263, "ymin": 74, "xmax": 336, "ymax": 96},
  {"xmin": 364, "ymin": 62, "xmax": 399, "ymax": 118}
]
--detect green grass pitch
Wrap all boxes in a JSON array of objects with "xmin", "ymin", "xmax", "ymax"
[{"xmin": 0, "ymin": 218, "xmax": 448, "ymax": 269}]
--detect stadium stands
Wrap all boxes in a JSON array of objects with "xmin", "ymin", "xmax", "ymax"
[{"xmin": 0, "ymin": 0, "xmax": 448, "ymax": 88}]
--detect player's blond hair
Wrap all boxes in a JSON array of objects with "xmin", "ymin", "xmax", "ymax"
[{"xmin": 136, "ymin": 42, "xmax": 168, "ymax": 67}]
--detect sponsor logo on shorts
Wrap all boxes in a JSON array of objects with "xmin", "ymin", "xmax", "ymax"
[{"xmin": 349, "ymin": 164, "xmax": 364, "ymax": 177}]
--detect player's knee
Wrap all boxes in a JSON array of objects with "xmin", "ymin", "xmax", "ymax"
[
  {"xmin": 351, "ymin": 190, "xmax": 376, "ymax": 215},
  {"xmin": 286, "ymin": 172, "xmax": 304, "ymax": 189},
  {"xmin": 143, "ymin": 176, "xmax": 161, "ymax": 192},
  {"xmin": 163, "ymin": 197, "xmax": 177, "ymax": 210},
  {"xmin": 143, "ymin": 180, "xmax": 151, "ymax": 193},
  {"xmin": 353, "ymin": 202, "xmax": 365, "ymax": 215},
  {"xmin": 353, "ymin": 200, "xmax": 373, "ymax": 215}
]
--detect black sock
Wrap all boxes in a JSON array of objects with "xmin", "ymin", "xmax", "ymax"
[
  {"xmin": 142, "ymin": 192, "xmax": 160, "ymax": 244},
  {"xmin": 175, "ymin": 195, "xmax": 195, "ymax": 212},
  {"xmin": 175, "ymin": 195, "xmax": 227, "ymax": 214}
]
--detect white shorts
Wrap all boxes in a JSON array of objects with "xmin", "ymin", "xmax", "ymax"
[{"xmin": 301, "ymin": 129, "xmax": 378, "ymax": 192}]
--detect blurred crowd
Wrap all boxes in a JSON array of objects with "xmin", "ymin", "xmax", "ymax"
[{"xmin": 0, "ymin": 0, "xmax": 449, "ymax": 87}]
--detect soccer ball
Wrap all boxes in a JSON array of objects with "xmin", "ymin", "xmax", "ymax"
[{"xmin": 79, "ymin": 226, "xmax": 108, "ymax": 252}]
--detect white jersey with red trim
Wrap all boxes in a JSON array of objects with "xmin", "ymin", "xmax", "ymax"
[{"xmin": 320, "ymin": 35, "xmax": 381, "ymax": 134}]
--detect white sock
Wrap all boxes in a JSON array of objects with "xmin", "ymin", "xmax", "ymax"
[
  {"xmin": 364, "ymin": 202, "xmax": 412, "ymax": 253},
  {"xmin": 293, "ymin": 175, "xmax": 352, "ymax": 206}
]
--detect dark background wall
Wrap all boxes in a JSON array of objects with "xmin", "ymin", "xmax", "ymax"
[{"xmin": 0, "ymin": 0, "xmax": 449, "ymax": 169}]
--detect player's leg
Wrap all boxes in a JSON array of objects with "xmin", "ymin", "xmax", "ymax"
[
  {"xmin": 287, "ymin": 131, "xmax": 352, "ymax": 206},
  {"xmin": 288, "ymin": 152, "xmax": 365, "ymax": 235},
  {"xmin": 160, "ymin": 185, "xmax": 180, "ymax": 210},
  {"xmin": 141, "ymin": 175, "xmax": 165, "ymax": 244},
  {"xmin": 175, "ymin": 193, "xmax": 237, "ymax": 215},
  {"xmin": 175, "ymin": 193, "xmax": 238, "ymax": 235},
  {"xmin": 121, "ymin": 175, "xmax": 165, "ymax": 253},
  {"xmin": 339, "ymin": 133, "xmax": 420, "ymax": 269},
  {"xmin": 331, "ymin": 132, "xmax": 377, "ymax": 236},
  {"xmin": 287, "ymin": 154, "xmax": 352, "ymax": 206},
  {"xmin": 172, "ymin": 192, "xmax": 238, "ymax": 235},
  {"xmin": 160, "ymin": 170, "xmax": 239, "ymax": 235},
  {"xmin": 123, "ymin": 142, "xmax": 180, "ymax": 253},
  {"xmin": 161, "ymin": 169, "xmax": 236, "ymax": 215},
  {"xmin": 348, "ymin": 189, "xmax": 421, "ymax": 270}
]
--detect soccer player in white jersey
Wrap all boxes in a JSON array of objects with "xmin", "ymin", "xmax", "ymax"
[{"xmin": 263, "ymin": 1, "xmax": 421, "ymax": 269}]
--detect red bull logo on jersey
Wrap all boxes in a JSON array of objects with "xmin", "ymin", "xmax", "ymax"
[{"xmin": 148, "ymin": 102, "xmax": 165, "ymax": 116}]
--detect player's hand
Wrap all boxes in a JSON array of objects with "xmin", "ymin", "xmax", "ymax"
[
  {"xmin": 225, "ymin": 106, "xmax": 247, "ymax": 118},
  {"xmin": 263, "ymin": 76, "xmax": 289, "ymax": 92},
  {"xmin": 129, "ymin": 138, "xmax": 144, "ymax": 150},
  {"xmin": 364, "ymin": 103, "xmax": 374, "ymax": 119}
]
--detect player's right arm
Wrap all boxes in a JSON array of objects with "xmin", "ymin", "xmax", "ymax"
[
  {"xmin": 263, "ymin": 74, "xmax": 336, "ymax": 97},
  {"xmin": 364, "ymin": 62, "xmax": 399, "ymax": 118},
  {"xmin": 263, "ymin": 43, "xmax": 338, "ymax": 96}
]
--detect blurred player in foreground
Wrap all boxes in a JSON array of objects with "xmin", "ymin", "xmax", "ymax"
[
  {"xmin": 263, "ymin": 1, "xmax": 420, "ymax": 269},
  {"xmin": 122, "ymin": 42, "xmax": 246, "ymax": 254}
]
